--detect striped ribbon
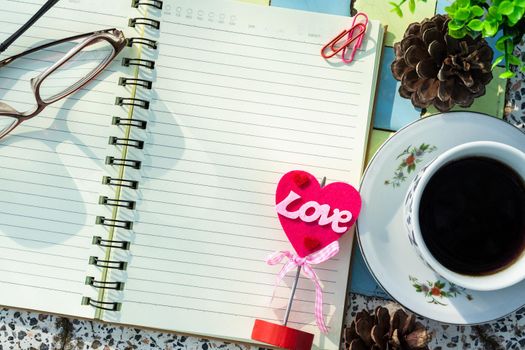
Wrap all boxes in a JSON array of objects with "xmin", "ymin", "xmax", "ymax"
[{"xmin": 266, "ymin": 241, "xmax": 340, "ymax": 334}]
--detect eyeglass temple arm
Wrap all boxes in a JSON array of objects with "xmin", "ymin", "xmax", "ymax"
[{"xmin": 0, "ymin": 0, "xmax": 60, "ymax": 54}]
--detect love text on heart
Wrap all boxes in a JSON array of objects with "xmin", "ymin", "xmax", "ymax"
[{"xmin": 276, "ymin": 191, "xmax": 353, "ymax": 234}]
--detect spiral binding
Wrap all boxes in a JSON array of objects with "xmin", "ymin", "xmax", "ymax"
[
  {"xmin": 106, "ymin": 156, "xmax": 142, "ymax": 169},
  {"xmin": 122, "ymin": 57, "xmax": 155, "ymax": 69},
  {"xmin": 119, "ymin": 77, "xmax": 153, "ymax": 89},
  {"xmin": 99, "ymin": 195, "xmax": 136, "ymax": 209},
  {"xmin": 89, "ymin": 256, "xmax": 128, "ymax": 270},
  {"xmin": 86, "ymin": 277, "xmax": 125, "ymax": 290},
  {"xmin": 92, "ymin": 236, "xmax": 131, "ymax": 250},
  {"xmin": 102, "ymin": 176, "xmax": 139, "ymax": 189},
  {"xmin": 109, "ymin": 136, "xmax": 144, "ymax": 149},
  {"xmin": 112, "ymin": 116, "xmax": 148, "ymax": 129},
  {"xmin": 115, "ymin": 97, "xmax": 149, "ymax": 109},
  {"xmin": 85, "ymin": 0, "xmax": 162, "ymax": 312},
  {"xmin": 126, "ymin": 37, "xmax": 157, "ymax": 50},
  {"xmin": 82, "ymin": 297, "xmax": 122, "ymax": 311},
  {"xmin": 131, "ymin": 0, "xmax": 163, "ymax": 9},
  {"xmin": 129, "ymin": 17, "xmax": 160, "ymax": 30}
]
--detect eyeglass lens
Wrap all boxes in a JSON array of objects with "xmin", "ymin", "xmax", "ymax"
[
  {"xmin": 0, "ymin": 36, "xmax": 115, "ymax": 138},
  {"xmin": 39, "ymin": 39, "xmax": 115, "ymax": 102}
]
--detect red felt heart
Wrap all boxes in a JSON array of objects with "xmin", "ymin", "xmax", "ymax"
[
  {"xmin": 292, "ymin": 172, "xmax": 310, "ymax": 188},
  {"xmin": 275, "ymin": 170, "xmax": 362, "ymax": 257}
]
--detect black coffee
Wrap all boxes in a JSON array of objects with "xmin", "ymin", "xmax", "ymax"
[{"xmin": 419, "ymin": 156, "xmax": 525, "ymax": 275}]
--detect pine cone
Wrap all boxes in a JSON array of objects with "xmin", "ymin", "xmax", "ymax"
[
  {"xmin": 343, "ymin": 307, "xmax": 432, "ymax": 350},
  {"xmin": 391, "ymin": 14, "xmax": 493, "ymax": 112}
]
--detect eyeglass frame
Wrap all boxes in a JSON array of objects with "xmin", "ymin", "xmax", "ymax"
[{"xmin": 0, "ymin": 28, "xmax": 127, "ymax": 140}]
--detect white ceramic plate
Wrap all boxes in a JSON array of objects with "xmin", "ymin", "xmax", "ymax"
[{"xmin": 357, "ymin": 112, "xmax": 525, "ymax": 324}]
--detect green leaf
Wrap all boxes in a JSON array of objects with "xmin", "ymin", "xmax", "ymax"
[
  {"xmin": 389, "ymin": 2, "xmax": 403, "ymax": 17},
  {"xmin": 409, "ymin": 0, "xmax": 416, "ymax": 13},
  {"xmin": 507, "ymin": 6, "xmax": 525, "ymax": 26},
  {"xmin": 455, "ymin": 8, "xmax": 471, "ymax": 21},
  {"xmin": 444, "ymin": 5, "xmax": 456, "ymax": 15},
  {"xmin": 521, "ymin": 65, "xmax": 525, "ymax": 73},
  {"xmin": 448, "ymin": 19, "xmax": 465, "ymax": 31},
  {"xmin": 516, "ymin": 0, "xmax": 525, "ymax": 8},
  {"xmin": 456, "ymin": 0, "xmax": 470, "ymax": 7},
  {"xmin": 495, "ymin": 35, "xmax": 513, "ymax": 51},
  {"xmin": 509, "ymin": 55, "xmax": 521, "ymax": 66},
  {"xmin": 467, "ymin": 19, "xmax": 484, "ymax": 31},
  {"xmin": 488, "ymin": 6, "xmax": 503, "ymax": 21},
  {"xmin": 499, "ymin": 70, "xmax": 515, "ymax": 78},
  {"xmin": 492, "ymin": 55, "xmax": 505, "ymax": 69},
  {"xmin": 498, "ymin": 1, "xmax": 514, "ymax": 15},
  {"xmin": 471, "ymin": 5, "xmax": 484, "ymax": 17},
  {"xmin": 449, "ymin": 27, "xmax": 468, "ymax": 38},
  {"xmin": 482, "ymin": 20, "xmax": 499, "ymax": 37}
]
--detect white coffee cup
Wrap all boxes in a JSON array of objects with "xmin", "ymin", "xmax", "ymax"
[{"xmin": 404, "ymin": 141, "xmax": 525, "ymax": 291}]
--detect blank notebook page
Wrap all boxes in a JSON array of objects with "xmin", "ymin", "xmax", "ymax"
[
  {"xmin": 114, "ymin": 1, "xmax": 383, "ymax": 349},
  {"xmin": 0, "ymin": 0, "xmax": 134, "ymax": 318}
]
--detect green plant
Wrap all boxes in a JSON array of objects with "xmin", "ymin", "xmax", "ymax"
[{"xmin": 390, "ymin": 0, "xmax": 525, "ymax": 78}]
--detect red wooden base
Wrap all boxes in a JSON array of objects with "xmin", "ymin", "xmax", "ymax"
[{"xmin": 251, "ymin": 319, "xmax": 314, "ymax": 350}]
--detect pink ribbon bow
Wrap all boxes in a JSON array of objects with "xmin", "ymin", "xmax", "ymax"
[{"xmin": 266, "ymin": 241, "xmax": 340, "ymax": 333}]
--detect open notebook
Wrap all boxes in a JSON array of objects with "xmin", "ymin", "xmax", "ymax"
[{"xmin": 0, "ymin": 0, "xmax": 383, "ymax": 349}]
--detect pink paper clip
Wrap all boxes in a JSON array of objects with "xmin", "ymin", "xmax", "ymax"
[
  {"xmin": 320, "ymin": 23, "xmax": 366, "ymax": 59},
  {"xmin": 342, "ymin": 12, "xmax": 368, "ymax": 63},
  {"xmin": 320, "ymin": 12, "xmax": 368, "ymax": 63}
]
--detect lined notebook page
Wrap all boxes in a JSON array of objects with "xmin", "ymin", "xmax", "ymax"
[
  {"xmin": 112, "ymin": 1, "xmax": 383, "ymax": 349},
  {"xmin": 0, "ymin": 0, "xmax": 135, "ymax": 318}
]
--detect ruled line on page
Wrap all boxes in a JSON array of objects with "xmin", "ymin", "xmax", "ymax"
[
  {"xmin": 0, "ymin": 256, "xmax": 84, "ymax": 272},
  {"xmin": 0, "ymin": 222, "xmax": 93, "ymax": 239},
  {"xmin": 0, "ymin": 211, "xmax": 94, "ymax": 228},
  {"xmin": 0, "ymin": 245, "xmax": 87, "ymax": 261},
  {"xmin": 0, "ymin": 82, "xmax": 116, "ymax": 103},
  {"xmin": 129, "ymin": 266, "xmax": 335, "ymax": 295},
  {"xmin": 133, "ymin": 226, "xmax": 287, "ymax": 243},
  {"xmin": 0, "ymin": 165, "xmax": 101, "ymax": 183},
  {"xmin": 0, "ymin": 75, "xmax": 116, "ymax": 94},
  {"xmin": 0, "ymin": 280, "xmax": 83, "ymax": 295},
  {"xmin": 158, "ymin": 31, "xmax": 346, "ymax": 59},
  {"xmin": 155, "ymin": 81, "xmax": 356, "ymax": 105},
  {"xmin": 124, "ymin": 287, "xmax": 330, "ymax": 316},
  {"xmin": 137, "ymin": 203, "xmax": 275, "ymax": 219},
  {"xmin": 0, "ymin": 154, "xmax": 105, "ymax": 172},
  {"xmin": 0, "ymin": 268, "xmax": 84, "ymax": 284},
  {"xmin": 1, "ymin": 7, "xmax": 127, "ymax": 26},
  {"xmin": 151, "ymin": 90, "xmax": 357, "ymax": 116},
  {"xmin": 0, "ymin": 177, "xmax": 99, "ymax": 194},
  {"xmin": 149, "ymin": 103, "xmax": 358, "ymax": 129},
  {"xmin": 127, "ymin": 277, "xmax": 324, "ymax": 304},
  {"xmin": 121, "ymin": 299, "xmax": 328, "ymax": 328},
  {"xmin": 146, "ymin": 131, "xmax": 354, "ymax": 157},
  {"xmin": 133, "ymin": 234, "xmax": 279, "ymax": 253},
  {"xmin": 143, "ymin": 146, "xmax": 350, "ymax": 172},
  {"xmin": 157, "ymin": 41, "xmax": 363, "ymax": 76},
  {"xmin": 131, "ymin": 253, "xmax": 337, "ymax": 282},
  {"xmin": 132, "ymin": 242, "xmax": 337, "ymax": 274},
  {"xmin": 163, "ymin": 20, "xmax": 334, "ymax": 47},
  {"xmin": 155, "ymin": 68, "xmax": 360, "ymax": 93},
  {"xmin": 157, "ymin": 60, "xmax": 356, "ymax": 87}
]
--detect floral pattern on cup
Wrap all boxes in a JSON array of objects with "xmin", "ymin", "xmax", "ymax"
[
  {"xmin": 384, "ymin": 143, "xmax": 437, "ymax": 188},
  {"xmin": 409, "ymin": 275, "xmax": 474, "ymax": 306}
]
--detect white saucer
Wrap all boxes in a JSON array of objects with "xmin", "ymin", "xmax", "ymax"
[{"xmin": 356, "ymin": 112, "xmax": 525, "ymax": 324}]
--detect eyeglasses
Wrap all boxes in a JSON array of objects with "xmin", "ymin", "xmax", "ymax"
[{"xmin": 0, "ymin": 28, "xmax": 126, "ymax": 140}]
